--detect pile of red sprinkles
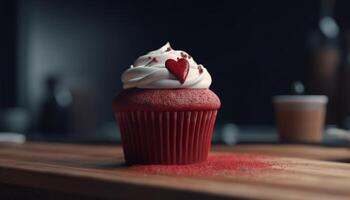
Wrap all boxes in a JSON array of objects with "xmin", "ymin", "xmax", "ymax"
[{"xmin": 129, "ymin": 154, "xmax": 276, "ymax": 177}]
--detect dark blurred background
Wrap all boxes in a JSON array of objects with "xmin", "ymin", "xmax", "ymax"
[{"xmin": 1, "ymin": 0, "xmax": 350, "ymax": 143}]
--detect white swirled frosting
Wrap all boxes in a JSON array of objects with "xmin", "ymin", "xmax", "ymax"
[{"xmin": 121, "ymin": 42, "xmax": 212, "ymax": 89}]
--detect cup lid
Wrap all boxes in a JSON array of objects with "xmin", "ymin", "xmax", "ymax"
[{"xmin": 273, "ymin": 95, "xmax": 328, "ymax": 104}]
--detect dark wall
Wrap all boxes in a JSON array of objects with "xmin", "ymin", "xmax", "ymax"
[
  {"xmin": 0, "ymin": 0, "xmax": 17, "ymax": 108},
  {"xmin": 14, "ymin": 0, "xmax": 350, "ymax": 125}
]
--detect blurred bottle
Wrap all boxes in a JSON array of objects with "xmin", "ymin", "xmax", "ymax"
[
  {"xmin": 38, "ymin": 75, "xmax": 72, "ymax": 134},
  {"xmin": 338, "ymin": 31, "xmax": 350, "ymax": 129},
  {"xmin": 305, "ymin": 0, "xmax": 341, "ymax": 123}
]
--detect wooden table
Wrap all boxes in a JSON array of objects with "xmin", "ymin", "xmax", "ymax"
[{"xmin": 0, "ymin": 142, "xmax": 350, "ymax": 200}]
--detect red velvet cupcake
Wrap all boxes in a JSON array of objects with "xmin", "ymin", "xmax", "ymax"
[{"xmin": 113, "ymin": 43, "xmax": 220, "ymax": 165}]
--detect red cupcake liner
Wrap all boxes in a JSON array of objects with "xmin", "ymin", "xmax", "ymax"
[{"xmin": 115, "ymin": 110, "xmax": 218, "ymax": 165}]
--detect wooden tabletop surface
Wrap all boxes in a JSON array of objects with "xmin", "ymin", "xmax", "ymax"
[{"xmin": 0, "ymin": 142, "xmax": 350, "ymax": 200}]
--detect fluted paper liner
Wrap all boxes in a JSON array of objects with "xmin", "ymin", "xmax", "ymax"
[{"xmin": 115, "ymin": 110, "xmax": 217, "ymax": 165}]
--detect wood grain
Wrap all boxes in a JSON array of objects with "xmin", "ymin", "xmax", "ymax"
[
  {"xmin": 0, "ymin": 142, "xmax": 349, "ymax": 200},
  {"xmin": 212, "ymin": 144, "xmax": 350, "ymax": 162}
]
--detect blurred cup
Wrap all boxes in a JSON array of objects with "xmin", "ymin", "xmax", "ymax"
[{"xmin": 273, "ymin": 95, "xmax": 328, "ymax": 143}]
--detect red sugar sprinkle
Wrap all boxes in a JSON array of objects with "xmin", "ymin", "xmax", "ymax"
[
  {"xmin": 151, "ymin": 57, "xmax": 158, "ymax": 63},
  {"xmin": 180, "ymin": 52, "xmax": 188, "ymax": 58},
  {"xmin": 166, "ymin": 47, "xmax": 172, "ymax": 52},
  {"xmin": 198, "ymin": 65, "xmax": 203, "ymax": 74},
  {"xmin": 129, "ymin": 154, "xmax": 275, "ymax": 177}
]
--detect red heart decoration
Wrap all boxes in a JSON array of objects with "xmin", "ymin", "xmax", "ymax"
[{"xmin": 165, "ymin": 58, "xmax": 190, "ymax": 84}]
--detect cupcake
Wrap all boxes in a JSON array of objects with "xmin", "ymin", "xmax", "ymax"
[{"xmin": 113, "ymin": 42, "xmax": 220, "ymax": 165}]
